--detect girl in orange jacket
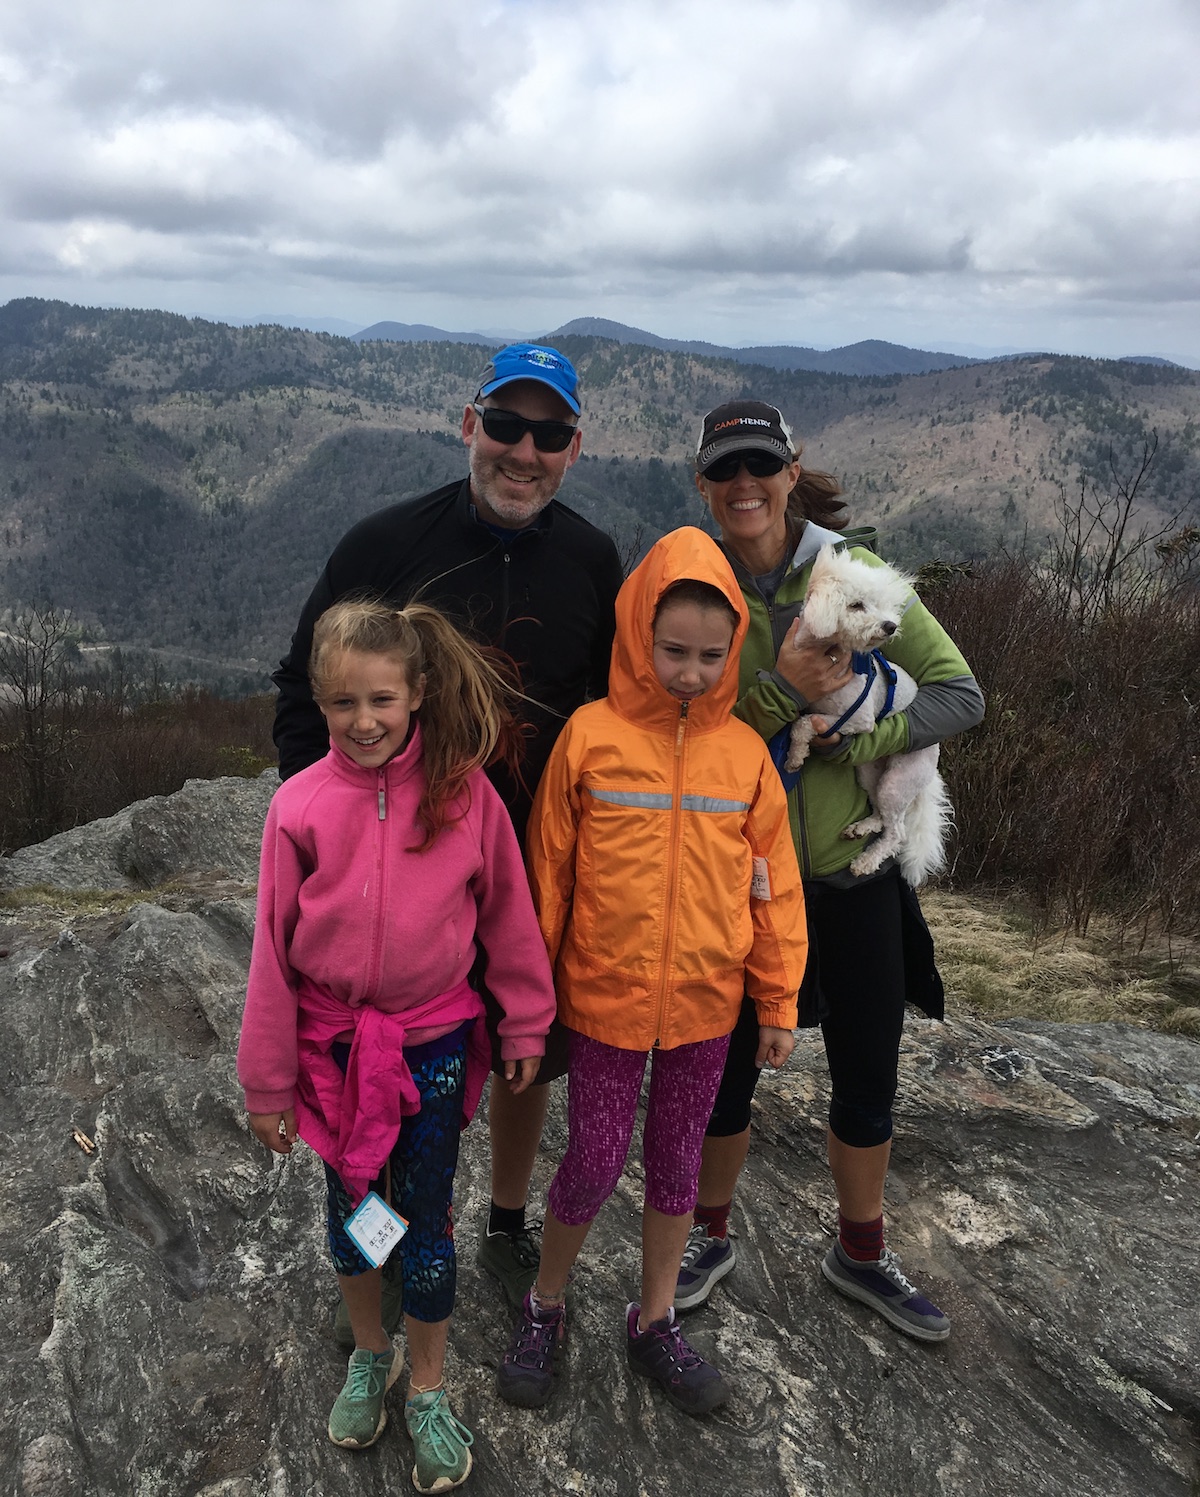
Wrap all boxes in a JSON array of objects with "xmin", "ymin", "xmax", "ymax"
[{"xmin": 496, "ymin": 526, "xmax": 808, "ymax": 1416}]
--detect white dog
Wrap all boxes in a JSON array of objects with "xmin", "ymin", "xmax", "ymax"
[{"xmin": 783, "ymin": 544, "xmax": 951, "ymax": 885}]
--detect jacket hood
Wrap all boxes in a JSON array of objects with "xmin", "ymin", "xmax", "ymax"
[{"xmin": 608, "ymin": 526, "xmax": 749, "ymax": 734}]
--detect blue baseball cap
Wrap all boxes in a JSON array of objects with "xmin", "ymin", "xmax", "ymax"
[{"xmin": 475, "ymin": 343, "xmax": 581, "ymax": 416}]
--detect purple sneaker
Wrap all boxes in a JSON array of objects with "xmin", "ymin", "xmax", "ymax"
[
  {"xmin": 496, "ymin": 1291, "xmax": 566, "ymax": 1408},
  {"xmin": 626, "ymin": 1304, "xmax": 729, "ymax": 1416},
  {"xmin": 821, "ymin": 1240, "xmax": 950, "ymax": 1342},
  {"xmin": 675, "ymin": 1224, "xmax": 736, "ymax": 1312}
]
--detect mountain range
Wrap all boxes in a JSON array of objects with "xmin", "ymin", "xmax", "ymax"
[
  {"xmin": 325, "ymin": 313, "xmax": 1189, "ymax": 378},
  {"xmin": 349, "ymin": 315, "xmax": 982, "ymax": 377},
  {"xmin": 1, "ymin": 296, "xmax": 1197, "ymax": 688}
]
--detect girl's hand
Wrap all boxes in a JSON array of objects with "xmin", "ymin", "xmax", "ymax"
[
  {"xmin": 249, "ymin": 1109, "xmax": 297, "ymax": 1154},
  {"xmin": 755, "ymin": 1027, "xmax": 796, "ymax": 1070},
  {"xmin": 503, "ymin": 1056, "xmax": 542, "ymax": 1095},
  {"xmin": 773, "ymin": 620, "xmax": 854, "ymax": 701}
]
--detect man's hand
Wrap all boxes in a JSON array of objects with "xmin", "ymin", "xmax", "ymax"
[
  {"xmin": 755, "ymin": 1027, "xmax": 796, "ymax": 1070},
  {"xmin": 249, "ymin": 1109, "xmax": 297, "ymax": 1154},
  {"xmin": 503, "ymin": 1056, "xmax": 542, "ymax": 1095}
]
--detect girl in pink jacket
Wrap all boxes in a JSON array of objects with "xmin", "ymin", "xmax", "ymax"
[{"xmin": 238, "ymin": 599, "xmax": 555, "ymax": 1494}]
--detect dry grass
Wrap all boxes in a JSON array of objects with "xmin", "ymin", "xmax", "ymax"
[
  {"xmin": 0, "ymin": 885, "xmax": 145, "ymax": 914},
  {"xmin": 925, "ymin": 887, "xmax": 1200, "ymax": 1037}
]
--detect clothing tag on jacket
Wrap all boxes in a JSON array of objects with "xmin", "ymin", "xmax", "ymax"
[
  {"xmin": 751, "ymin": 857, "xmax": 772, "ymax": 900},
  {"xmin": 346, "ymin": 1191, "xmax": 409, "ymax": 1267}
]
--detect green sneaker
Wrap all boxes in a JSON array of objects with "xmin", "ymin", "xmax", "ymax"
[
  {"xmin": 327, "ymin": 1345, "xmax": 401, "ymax": 1449},
  {"xmin": 477, "ymin": 1218, "xmax": 542, "ymax": 1308},
  {"xmin": 333, "ymin": 1266, "xmax": 405, "ymax": 1350},
  {"xmin": 405, "ymin": 1388, "xmax": 474, "ymax": 1493}
]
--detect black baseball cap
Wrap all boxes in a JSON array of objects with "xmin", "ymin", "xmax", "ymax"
[{"xmin": 695, "ymin": 401, "xmax": 796, "ymax": 473}]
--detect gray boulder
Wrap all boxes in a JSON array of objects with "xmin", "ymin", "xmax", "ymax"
[
  {"xmin": 0, "ymin": 779, "xmax": 1195, "ymax": 1496},
  {"xmin": 0, "ymin": 773, "xmax": 278, "ymax": 891}
]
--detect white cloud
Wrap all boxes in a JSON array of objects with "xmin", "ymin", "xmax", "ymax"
[{"xmin": 0, "ymin": 0, "xmax": 1197, "ymax": 356}]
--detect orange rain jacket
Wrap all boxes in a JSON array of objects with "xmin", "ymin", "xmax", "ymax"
[{"xmin": 526, "ymin": 526, "xmax": 807, "ymax": 1052}]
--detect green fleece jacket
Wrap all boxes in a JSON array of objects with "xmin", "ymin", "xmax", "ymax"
[{"xmin": 724, "ymin": 521, "xmax": 984, "ymax": 882}]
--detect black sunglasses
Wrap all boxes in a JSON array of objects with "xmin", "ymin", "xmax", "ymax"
[
  {"xmin": 702, "ymin": 450, "xmax": 789, "ymax": 483},
  {"xmin": 472, "ymin": 403, "xmax": 577, "ymax": 454}
]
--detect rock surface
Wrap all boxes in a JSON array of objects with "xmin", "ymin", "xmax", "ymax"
[
  {"xmin": 0, "ymin": 774, "xmax": 278, "ymax": 891},
  {"xmin": 0, "ymin": 778, "xmax": 1196, "ymax": 1496}
]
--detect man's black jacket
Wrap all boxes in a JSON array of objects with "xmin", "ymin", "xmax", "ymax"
[{"xmin": 272, "ymin": 479, "xmax": 624, "ymax": 841}]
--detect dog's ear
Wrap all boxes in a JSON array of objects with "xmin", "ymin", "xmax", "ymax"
[{"xmin": 802, "ymin": 548, "xmax": 842, "ymax": 639}]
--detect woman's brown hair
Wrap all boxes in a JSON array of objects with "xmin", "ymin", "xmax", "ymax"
[
  {"xmin": 310, "ymin": 598, "xmax": 524, "ymax": 849},
  {"xmin": 786, "ymin": 461, "xmax": 850, "ymax": 531}
]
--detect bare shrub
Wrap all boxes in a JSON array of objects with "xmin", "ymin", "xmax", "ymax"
[
  {"xmin": 0, "ymin": 613, "xmax": 275, "ymax": 854},
  {"xmin": 930, "ymin": 556, "xmax": 1200, "ymax": 938}
]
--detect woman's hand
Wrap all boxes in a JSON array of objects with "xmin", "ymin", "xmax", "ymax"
[
  {"xmin": 503, "ymin": 1056, "xmax": 542, "ymax": 1095},
  {"xmin": 755, "ymin": 1027, "xmax": 796, "ymax": 1070},
  {"xmin": 773, "ymin": 619, "xmax": 855, "ymax": 701},
  {"xmin": 809, "ymin": 714, "xmax": 844, "ymax": 751},
  {"xmin": 249, "ymin": 1109, "xmax": 297, "ymax": 1154}
]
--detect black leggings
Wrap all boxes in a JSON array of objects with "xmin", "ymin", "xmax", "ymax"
[{"xmin": 706, "ymin": 869, "xmax": 907, "ymax": 1149}]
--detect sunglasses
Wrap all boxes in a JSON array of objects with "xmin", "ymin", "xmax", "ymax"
[
  {"xmin": 702, "ymin": 450, "xmax": 789, "ymax": 483},
  {"xmin": 472, "ymin": 403, "xmax": 578, "ymax": 454}
]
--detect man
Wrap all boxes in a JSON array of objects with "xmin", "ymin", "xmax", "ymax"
[{"xmin": 273, "ymin": 343, "xmax": 624, "ymax": 1329}]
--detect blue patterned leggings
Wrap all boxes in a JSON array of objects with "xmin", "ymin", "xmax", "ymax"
[{"xmin": 324, "ymin": 1025, "xmax": 467, "ymax": 1324}]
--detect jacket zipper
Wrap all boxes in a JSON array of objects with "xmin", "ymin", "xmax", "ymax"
[
  {"xmin": 653, "ymin": 702, "xmax": 688, "ymax": 1046},
  {"xmin": 499, "ymin": 548, "xmax": 511, "ymax": 642},
  {"xmin": 366, "ymin": 769, "xmax": 388, "ymax": 1000}
]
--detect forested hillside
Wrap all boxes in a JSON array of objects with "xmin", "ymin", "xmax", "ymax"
[{"xmin": 2, "ymin": 297, "xmax": 1197, "ymax": 687}]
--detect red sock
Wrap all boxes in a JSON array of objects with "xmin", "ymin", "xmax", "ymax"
[
  {"xmin": 693, "ymin": 1200, "xmax": 731, "ymax": 1240},
  {"xmin": 838, "ymin": 1212, "xmax": 885, "ymax": 1262}
]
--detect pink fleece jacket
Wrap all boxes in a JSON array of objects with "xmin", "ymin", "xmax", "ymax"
[{"xmin": 237, "ymin": 727, "xmax": 556, "ymax": 1192}]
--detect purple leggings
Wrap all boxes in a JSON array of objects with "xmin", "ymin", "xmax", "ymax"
[{"xmin": 548, "ymin": 1028, "xmax": 733, "ymax": 1225}]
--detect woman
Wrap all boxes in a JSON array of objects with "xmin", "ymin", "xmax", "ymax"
[{"xmin": 675, "ymin": 400, "xmax": 984, "ymax": 1342}]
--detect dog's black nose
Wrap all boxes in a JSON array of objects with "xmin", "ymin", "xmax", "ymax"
[{"xmin": 882, "ymin": 621, "xmax": 897, "ymax": 635}]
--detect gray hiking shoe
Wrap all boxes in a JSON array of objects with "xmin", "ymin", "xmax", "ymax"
[
  {"xmin": 674, "ymin": 1224, "xmax": 736, "ymax": 1312},
  {"xmin": 477, "ymin": 1217, "xmax": 542, "ymax": 1308},
  {"xmin": 821, "ymin": 1240, "xmax": 950, "ymax": 1342}
]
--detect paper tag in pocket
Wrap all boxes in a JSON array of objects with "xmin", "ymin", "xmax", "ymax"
[
  {"xmin": 345, "ymin": 1190, "xmax": 409, "ymax": 1267},
  {"xmin": 751, "ymin": 856, "xmax": 772, "ymax": 900}
]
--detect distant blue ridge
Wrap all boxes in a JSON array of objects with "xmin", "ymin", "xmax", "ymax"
[{"xmin": 340, "ymin": 312, "xmax": 1193, "ymax": 377}]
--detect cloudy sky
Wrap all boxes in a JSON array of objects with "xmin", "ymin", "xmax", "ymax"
[{"xmin": 1, "ymin": 0, "xmax": 1197, "ymax": 360}]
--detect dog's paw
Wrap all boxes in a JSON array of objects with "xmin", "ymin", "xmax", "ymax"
[
  {"xmin": 784, "ymin": 724, "xmax": 814, "ymax": 772},
  {"xmin": 850, "ymin": 844, "xmax": 887, "ymax": 877},
  {"xmin": 843, "ymin": 816, "xmax": 882, "ymax": 841}
]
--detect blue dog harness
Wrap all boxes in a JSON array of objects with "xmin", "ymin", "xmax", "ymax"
[
  {"xmin": 826, "ymin": 648, "xmax": 898, "ymax": 735},
  {"xmin": 769, "ymin": 648, "xmax": 898, "ymax": 793}
]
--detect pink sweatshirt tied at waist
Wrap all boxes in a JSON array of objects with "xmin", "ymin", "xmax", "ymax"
[{"xmin": 294, "ymin": 977, "xmax": 489, "ymax": 1206}]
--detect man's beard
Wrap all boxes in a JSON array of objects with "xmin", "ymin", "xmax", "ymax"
[{"xmin": 468, "ymin": 446, "xmax": 562, "ymax": 527}]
